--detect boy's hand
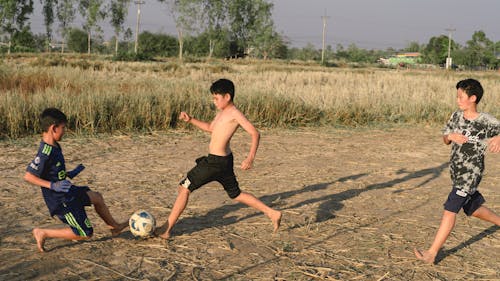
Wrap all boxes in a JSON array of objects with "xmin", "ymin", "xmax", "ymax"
[
  {"xmin": 50, "ymin": 180, "xmax": 72, "ymax": 192},
  {"xmin": 179, "ymin": 112, "xmax": 192, "ymax": 122},
  {"xmin": 241, "ymin": 157, "xmax": 254, "ymax": 170},
  {"xmin": 67, "ymin": 164, "xmax": 85, "ymax": 179},
  {"xmin": 488, "ymin": 136, "xmax": 500, "ymax": 153},
  {"xmin": 447, "ymin": 133, "xmax": 468, "ymax": 144}
]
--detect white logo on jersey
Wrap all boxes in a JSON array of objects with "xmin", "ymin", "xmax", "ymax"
[
  {"xmin": 456, "ymin": 189, "xmax": 468, "ymax": 197},
  {"xmin": 462, "ymin": 130, "xmax": 480, "ymax": 143},
  {"xmin": 181, "ymin": 178, "xmax": 191, "ymax": 189}
]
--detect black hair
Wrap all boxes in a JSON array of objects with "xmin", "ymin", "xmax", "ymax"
[
  {"xmin": 210, "ymin": 79, "xmax": 235, "ymax": 101},
  {"xmin": 40, "ymin": 108, "xmax": 67, "ymax": 132},
  {"xmin": 456, "ymin": 78, "xmax": 483, "ymax": 104}
]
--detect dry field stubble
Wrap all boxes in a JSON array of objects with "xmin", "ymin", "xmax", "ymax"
[{"xmin": 0, "ymin": 127, "xmax": 499, "ymax": 280}]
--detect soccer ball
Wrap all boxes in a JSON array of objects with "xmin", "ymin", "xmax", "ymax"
[{"xmin": 129, "ymin": 210, "xmax": 156, "ymax": 238}]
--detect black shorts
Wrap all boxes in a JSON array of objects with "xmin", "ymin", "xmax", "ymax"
[
  {"xmin": 55, "ymin": 186, "xmax": 93, "ymax": 237},
  {"xmin": 444, "ymin": 188, "xmax": 485, "ymax": 216},
  {"xmin": 180, "ymin": 154, "xmax": 241, "ymax": 199}
]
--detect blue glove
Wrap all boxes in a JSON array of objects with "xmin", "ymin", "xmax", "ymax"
[
  {"xmin": 50, "ymin": 180, "xmax": 72, "ymax": 193},
  {"xmin": 67, "ymin": 164, "xmax": 85, "ymax": 179}
]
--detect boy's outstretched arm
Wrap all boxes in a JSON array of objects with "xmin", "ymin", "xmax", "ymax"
[
  {"xmin": 236, "ymin": 112, "xmax": 260, "ymax": 170},
  {"xmin": 24, "ymin": 172, "xmax": 51, "ymax": 189},
  {"xmin": 24, "ymin": 172, "xmax": 72, "ymax": 192},
  {"xmin": 179, "ymin": 111, "xmax": 212, "ymax": 132}
]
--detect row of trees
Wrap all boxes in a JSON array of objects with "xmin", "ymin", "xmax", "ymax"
[
  {"xmin": 1, "ymin": 0, "xmax": 499, "ymax": 68},
  {"xmin": 0, "ymin": 0, "xmax": 285, "ymax": 58}
]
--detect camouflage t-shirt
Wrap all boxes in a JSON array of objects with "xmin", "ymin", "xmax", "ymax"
[{"xmin": 442, "ymin": 111, "xmax": 500, "ymax": 194}]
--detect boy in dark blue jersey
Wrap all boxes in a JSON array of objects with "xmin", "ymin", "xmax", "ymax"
[{"xmin": 24, "ymin": 108, "xmax": 128, "ymax": 252}]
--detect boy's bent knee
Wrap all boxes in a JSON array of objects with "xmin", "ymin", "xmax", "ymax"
[{"xmin": 88, "ymin": 191, "xmax": 104, "ymax": 204}]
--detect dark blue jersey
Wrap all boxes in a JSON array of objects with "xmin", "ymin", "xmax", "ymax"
[{"xmin": 26, "ymin": 141, "xmax": 69, "ymax": 216}]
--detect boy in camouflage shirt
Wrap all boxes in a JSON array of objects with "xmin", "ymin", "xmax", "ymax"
[{"xmin": 414, "ymin": 78, "xmax": 500, "ymax": 264}]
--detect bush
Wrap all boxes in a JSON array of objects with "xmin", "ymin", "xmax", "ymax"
[{"xmin": 112, "ymin": 51, "xmax": 153, "ymax": 62}]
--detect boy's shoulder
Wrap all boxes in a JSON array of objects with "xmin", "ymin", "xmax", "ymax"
[
  {"xmin": 35, "ymin": 141, "xmax": 63, "ymax": 158},
  {"xmin": 39, "ymin": 142, "xmax": 54, "ymax": 156},
  {"xmin": 479, "ymin": 112, "xmax": 499, "ymax": 123}
]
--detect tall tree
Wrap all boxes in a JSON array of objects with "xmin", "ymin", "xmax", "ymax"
[
  {"xmin": 159, "ymin": 0, "xmax": 202, "ymax": 60},
  {"xmin": 109, "ymin": 0, "xmax": 130, "ymax": 55},
  {"xmin": 40, "ymin": 0, "xmax": 57, "ymax": 52},
  {"xmin": 422, "ymin": 35, "xmax": 456, "ymax": 65},
  {"xmin": 0, "ymin": 0, "xmax": 34, "ymax": 54},
  {"xmin": 246, "ymin": 1, "xmax": 285, "ymax": 59},
  {"xmin": 78, "ymin": 0, "xmax": 106, "ymax": 54},
  {"xmin": 226, "ymin": 0, "xmax": 276, "ymax": 56},
  {"xmin": 56, "ymin": 0, "xmax": 76, "ymax": 52},
  {"xmin": 463, "ymin": 30, "xmax": 495, "ymax": 68}
]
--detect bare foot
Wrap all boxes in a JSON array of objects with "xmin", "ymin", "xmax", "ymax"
[
  {"xmin": 110, "ymin": 222, "xmax": 128, "ymax": 237},
  {"xmin": 414, "ymin": 248, "xmax": 436, "ymax": 264},
  {"xmin": 156, "ymin": 220, "xmax": 172, "ymax": 239},
  {"xmin": 271, "ymin": 211, "xmax": 282, "ymax": 234},
  {"xmin": 32, "ymin": 228, "xmax": 46, "ymax": 253},
  {"xmin": 158, "ymin": 231, "xmax": 171, "ymax": 240}
]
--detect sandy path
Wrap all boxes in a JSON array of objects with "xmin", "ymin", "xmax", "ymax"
[{"xmin": 1, "ymin": 127, "xmax": 499, "ymax": 280}]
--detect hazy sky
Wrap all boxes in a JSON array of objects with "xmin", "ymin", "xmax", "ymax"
[{"xmin": 30, "ymin": 0, "xmax": 500, "ymax": 50}]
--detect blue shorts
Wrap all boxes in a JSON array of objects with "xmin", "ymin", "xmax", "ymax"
[
  {"xmin": 180, "ymin": 154, "xmax": 241, "ymax": 199},
  {"xmin": 444, "ymin": 188, "xmax": 485, "ymax": 216},
  {"xmin": 55, "ymin": 186, "xmax": 93, "ymax": 237}
]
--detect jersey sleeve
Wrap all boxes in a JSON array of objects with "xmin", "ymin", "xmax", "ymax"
[
  {"xmin": 26, "ymin": 148, "xmax": 50, "ymax": 179},
  {"xmin": 442, "ymin": 111, "xmax": 458, "ymax": 135},
  {"xmin": 483, "ymin": 113, "xmax": 500, "ymax": 138}
]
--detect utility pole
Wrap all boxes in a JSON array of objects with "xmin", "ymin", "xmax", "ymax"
[
  {"xmin": 134, "ymin": 0, "xmax": 145, "ymax": 54},
  {"xmin": 445, "ymin": 28, "xmax": 455, "ymax": 70},
  {"xmin": 321, "ymin": 10, "xmax": 330, "ymax": 65}
]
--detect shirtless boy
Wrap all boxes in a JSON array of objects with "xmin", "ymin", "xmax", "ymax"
[{"xmin": 159, "ymin": 78, "xmax": 282, "ymax": 239}]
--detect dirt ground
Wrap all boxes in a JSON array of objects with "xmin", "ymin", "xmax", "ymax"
[{"xmin": 1, "ymin": 126, "xmax": 499, "ymax": 281}]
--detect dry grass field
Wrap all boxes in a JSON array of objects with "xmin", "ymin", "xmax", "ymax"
[
  {"xmin": 1, "ymin": 56, "xmax": 499, "ymax": 138},
  {"xmin": 1, "ymin": 56, "xmax": 499, "ymax": 280}
]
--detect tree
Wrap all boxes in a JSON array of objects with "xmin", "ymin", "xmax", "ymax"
[
  {"xmin": 295, "ymin": 43, "xmax": 320, "ymax": 61},
  {"xmin": 78, "ymin": 0, "xmax": 106, "ymax": 54},
  {"xmin": 138, "ymin": 31, "xmax": 178, "ymax": 57},
  {"xmin": 422, "ymin": 35, "xmax": 457, "ymax": 65},
  {"xmin": 11, "ymin": 26, "xmax": 36, "ymax": 52},
  {"xmin": 109, "ymin": 0, "xmax": 130, "ymax": 55},
  {"xmin": 200, "ymin": 0, "xmax": 227, "ymax": 58},
  {"xmin": 226, "ymin": 0, "xmax": 275, "ymax": 55},
  {"xmin": 403, "ymin": 41, "xmax": 422, "ymax": 53},
  {"xmin": 462, "ymin": 30, "xmax": 495, "ymax": 69},
  {"xmin": 67, "ymin": 27, "xmax": 87, "ymax": 52},
  {"xmin": 158, "ymin": 0, "xmax": 198, "ymax": 60},
  {"xmin": 56, "ymin": 0, "xmax": 76, "ymax": 52},
  {"xmin": 40, "ymin": 0, "xmax": 57, "ymax": 52},
  {"xmin": 0, "ymin": 0, "xmax": 34, "ymax": 54},
  {"xmin": 246, "ymin": 1, "xmax": 285, "ymax": 59}
]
